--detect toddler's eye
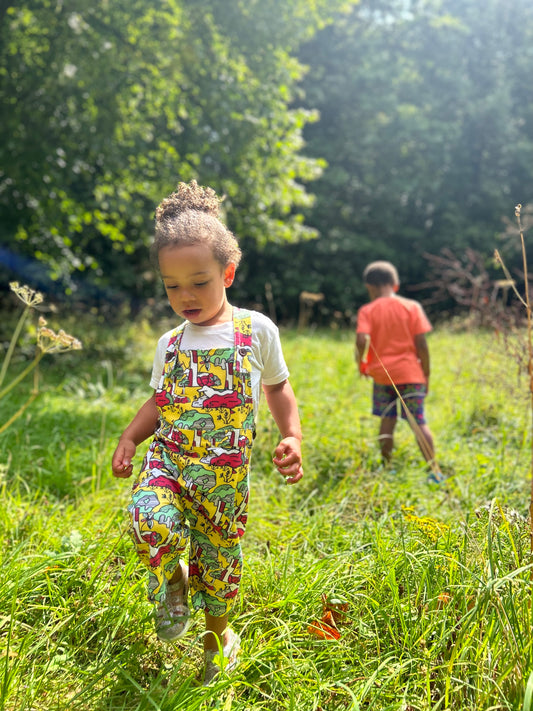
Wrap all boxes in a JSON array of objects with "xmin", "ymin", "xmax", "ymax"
[{"xmin": 195, "ymin": 282, "xmax": 208, "ymax": 288}]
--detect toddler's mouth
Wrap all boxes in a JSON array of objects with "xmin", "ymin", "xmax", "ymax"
[{"xmin": 183, "ymin": 309, "xmax": 201, "ymax": 319}]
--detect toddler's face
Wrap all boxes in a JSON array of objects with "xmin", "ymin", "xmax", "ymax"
[{"xmin": 159, "ymin": 243, "xmax": 235, "ymax": 326}]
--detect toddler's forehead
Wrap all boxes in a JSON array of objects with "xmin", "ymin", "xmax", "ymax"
[{"xmin": 159, "ymin": 243, "xmax": 220, "ymax": 271}]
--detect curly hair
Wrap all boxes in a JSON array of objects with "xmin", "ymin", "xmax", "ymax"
[
  {"xmin": 363, "ymin": 261, "xmax": 400, "ymax": 287},
  {"xmin": 153, "ymin": 180, "xmax": 242, "ymax": 268}
]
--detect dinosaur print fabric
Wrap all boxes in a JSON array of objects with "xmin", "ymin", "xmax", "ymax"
[{"xmin": 128, "ymin": 309, "xmax": 255, "ymax": 616}]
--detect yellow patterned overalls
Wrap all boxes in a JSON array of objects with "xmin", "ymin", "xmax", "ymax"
[{"xmin": 128, "ymin": 309, "xmax": 255, "ymax": 617}]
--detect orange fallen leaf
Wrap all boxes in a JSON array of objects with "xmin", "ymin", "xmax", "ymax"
[
  {"xmin": 308, "ymin": 593, "xmax": 350, "ymax": 640},
  {"xmin": 437, "ymin": 592, "xmax": 452, "ymax": 608},
  {"xmin": 321, "ymin": 610, "xmax": 338, "ymax": 629},
  {"xmin": 322, "ymin": 594, "xmax": 349, "ymax": 624},
  {"xmin": 307, "ymin": 620, "xmax": 341, "ymax": 640}
]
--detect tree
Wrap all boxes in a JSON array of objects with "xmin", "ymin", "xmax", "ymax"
[
  {"xmin": 290, "ymin": 0, "xmax": 533, "ymax": 320},
  {"xmin": 0, "ymin": 0, "xmax": 356, "ymax": 305}
]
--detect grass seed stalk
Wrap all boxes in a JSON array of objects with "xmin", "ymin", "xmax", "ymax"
[{"xmin": 494, "ymin": 204, "xmax": 533, "ymax": 556}]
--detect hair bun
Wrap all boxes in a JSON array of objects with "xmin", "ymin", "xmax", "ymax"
[{"xmin": 155, "ymin": 180, "xmax": 221, "ymax": 222}]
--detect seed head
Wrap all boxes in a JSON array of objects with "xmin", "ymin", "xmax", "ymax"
[
  {"xmin": 37, "ymin": 324, "xmax": 82, "ymax": 353},
  {"xmin": 9, "ymin": 282, "xmax": 44, "ymax": 307}
]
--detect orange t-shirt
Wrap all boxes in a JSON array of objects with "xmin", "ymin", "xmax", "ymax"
[{"xmin": 356, "ymin": 295, "xmax": 432, "ymax": 385}]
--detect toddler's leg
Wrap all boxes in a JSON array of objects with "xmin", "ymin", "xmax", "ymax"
[
  {"xmin": 128, "ymin": 441, "xmax": 192, "ymax": 599},
  {"xmin": 204, "ymin": 611, "xmax": 230, "ymax": 652},
  {"xmin": 412, "ymin": 422, "xmax": 444, "ymax": 482},
  {"xmin": 188, "ymin": 518, "xmax": 243, "ymax": 682},
  {"xmin": 379, "ymin": 416, "xmax": 396, "ymax": 461},
  {"xmin": 129, "ymin": 498, "xmax": 188, "ymax": 595},
  {"xmin": 203, "ymin": 610, "xmax": 241, "ymax": 685},
  {"xmin": 401, "ymin": 384, "xmax": 441, "ymax": 474},
  {"xmin": 128, "ymin": 475, "xmax": 191, "ymax": 641}
]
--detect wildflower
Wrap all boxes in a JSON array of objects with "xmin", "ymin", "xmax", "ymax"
[
  {"xmin": 401, "ymin": 505, "xmax": 449, "ymax": 543},
  {"xmin": 37, "ymin": 323, "xmax": 82, "ymax": 353},
  {"xmin": 9, "ymin": 282, "xmax": 44, "ymax": 307},
  {"xmin": 1, "ymin": 284, "xmax": 82, "ymax": 436},
  {"xmin": 515, "ymin": 204, "xmax": 522, "ymax": 218}
]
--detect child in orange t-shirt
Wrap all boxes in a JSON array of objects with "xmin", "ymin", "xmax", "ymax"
[{"xmin": 356, "ymin": 261, "xmax": 443, "ymax": 482}]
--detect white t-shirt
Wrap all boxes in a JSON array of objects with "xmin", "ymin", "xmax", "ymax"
[{"xmin": 150, "ymin": 310, "xmax": 289, "ymax": 416}]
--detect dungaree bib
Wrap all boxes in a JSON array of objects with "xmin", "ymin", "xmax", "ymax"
[{"xmin": 129, "ymin": 309, "xmax": 255, "ymax": 616}]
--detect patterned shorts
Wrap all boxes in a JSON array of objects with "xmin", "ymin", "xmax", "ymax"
[{"xmin": 372, "ymin": 383, "xmax": 427, "ymax": 424}]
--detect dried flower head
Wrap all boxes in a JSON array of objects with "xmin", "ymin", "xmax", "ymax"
[
  {"xmin": 515, "ymin": 204, "xmax": 522, "ymax": 218},
  {"xmin": 10, "ymin": 282, "xmax": 44, "ymax": 307},
  {"xmin": 37, "ymin": 324, "xmax": 82, "ymax": 353}
]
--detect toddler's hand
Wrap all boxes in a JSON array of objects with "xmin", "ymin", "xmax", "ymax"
[
  {"xmin": 111, "ymin": 439, "xmax": 136, "ymax": 478},
  {"xmin": 273, "ymin": 436, "xmax": 303, "ymax": 485}
]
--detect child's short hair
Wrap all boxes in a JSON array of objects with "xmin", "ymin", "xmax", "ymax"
[
  {"xmin": 153, "ymin": 180, "xmax": 242, "ymax": 268},
  {"xmin": 363, "ymin": 261, "xmax": 400, "ymax": 287}
]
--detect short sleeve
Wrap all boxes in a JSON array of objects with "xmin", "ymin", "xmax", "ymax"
[
  {"xmin": 150, "ymin": 331, "xmax": 172, "ymax": 389},
  {"xmin": 251, "ymin": 313, "xmax": 290, "ymax": 385},
  {"xmin": 411, "ymin": 302, "xmax": 432, "ymax": 335},
  {"xmin": 356, "ymin": 305, "xmax": 371, "ymax": 334}
]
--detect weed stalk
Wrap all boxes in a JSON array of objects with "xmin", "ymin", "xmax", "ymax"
[
  {"xmin": 1, "ymin": 282, "xmax": 82, "ymax": 435},
  {"xmin": 494, "ymin": 204, "xmax": 533, "ymax": 556}
]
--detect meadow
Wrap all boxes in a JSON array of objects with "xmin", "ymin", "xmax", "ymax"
[{"xmin": 1, "ymin": 309, "xmax": 533, "ymax": 711}]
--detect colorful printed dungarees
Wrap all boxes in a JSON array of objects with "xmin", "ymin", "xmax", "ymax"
[{"xmin": 128, "ymin": 309, "xmax": 255, "ymax": 617}]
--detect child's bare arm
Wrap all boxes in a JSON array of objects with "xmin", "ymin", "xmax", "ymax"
[
  {"xmin": 355, "ymin": 332, "xmax": 370, "ymax": 363},
  {"xmin": 414, "ymin": 333, "xmax": 430, "ymax": 383},
  {"xmin": 262, "ymin": 379, "xmax": 303, "ymax": 485},
  {"xmin": 112, "ymin": 393, "xmax": 159, "ymax": 478}
]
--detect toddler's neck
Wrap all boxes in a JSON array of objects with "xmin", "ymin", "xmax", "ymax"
[{"xmin": 368, "ymin": 285, "xmax": 397, "ymax": 300}]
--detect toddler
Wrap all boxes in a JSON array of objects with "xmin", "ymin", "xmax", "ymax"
[{"xmin": 112, "ymin": 180, "xmax": 303, "ymax": 684}]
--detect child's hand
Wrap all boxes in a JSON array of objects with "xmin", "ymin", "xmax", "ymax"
[
  {"xmin": 111, "ymin": 439, "xmax": 137, "ymax": 478},
  {"xmin": 358, "ymin": 361, "xmax": 370, "ymax": 377},
  {"xmin": 356, "ymin": 334, "xmax": 372, "ymax": 377},
  {"xmin": 273, "ymin": 436, "xmax": 303, "ymax": 485}
]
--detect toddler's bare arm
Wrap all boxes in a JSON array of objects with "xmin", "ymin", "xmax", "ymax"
[
  {"xmin": 111, "ymin": 393, "xmax": 158, "ymax": 478},
  {"xmin": 263, "ymin": 379, "xmax": 303, "ymax": 485},
  {"xmin": 355, "ymin": 332, "xmax": 370, "ymax": 362},
  {"xmin": 414, "ymin": 333, "xmax": 430, "ymax": 384}
]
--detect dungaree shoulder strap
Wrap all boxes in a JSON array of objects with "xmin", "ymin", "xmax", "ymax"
[
  {"xmin": 166, "ymin": 322, "xmax": 187, "ymax": 355},
  {"xmin": 233, "ymin": 308, "xmax": 252, "ymax": 349}
]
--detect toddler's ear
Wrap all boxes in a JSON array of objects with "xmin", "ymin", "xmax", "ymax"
[
  {"xmin": 224, "ymin": 263, "xmax": 236, "ymax": 287},
  {"xmin": 393, "ymin": 284, "xmax": 400, "ymax": 293}
]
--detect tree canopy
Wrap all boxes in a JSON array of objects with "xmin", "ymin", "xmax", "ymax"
[
  {"xmin": 290, "ymin": 0, "xmax": 533, "ymax": 318},
  {"xmin": 1, "ymin": 0, "xmax": 352, "ymax": 302},
  {"xmin": 2, "ymin": 0, "xmax": 533, "ymax": 321}
]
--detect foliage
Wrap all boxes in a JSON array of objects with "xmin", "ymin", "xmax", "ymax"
[
  {"xmin": 279, "ymin": 0, "xmax": 533, "ymax": 319},
  {"xmin": 0, "ymin": 321, "xmax": 533, "ymax": 709},
  {"xmin": 4, "ymin": 0, "xmax": 533, "ymax": 323},
  {"xmin": 0, "ymin": 0, "xmax": 353, "ymax": 302}
]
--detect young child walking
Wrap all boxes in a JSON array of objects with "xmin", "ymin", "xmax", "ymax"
[
  {"xmin": 111, "ymin": 180, "xmax": 303, "ymax": 684},
  {"xmin": 355, "ymin": 260, "xmax": 443, "ymax": 482}
]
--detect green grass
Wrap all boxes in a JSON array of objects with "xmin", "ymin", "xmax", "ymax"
[{"xmin": 1, "ymin": 318, "xmax": 533, "ymax": 710}]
